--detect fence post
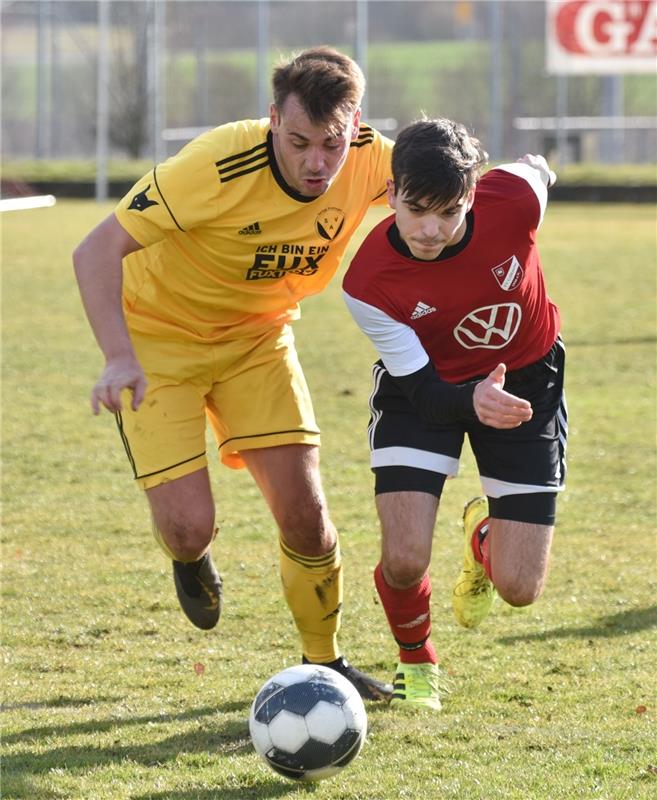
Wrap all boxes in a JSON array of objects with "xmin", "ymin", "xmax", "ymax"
[{"xmin": 95, "ymin": 0, "xmax": 110, "ymax": 202}]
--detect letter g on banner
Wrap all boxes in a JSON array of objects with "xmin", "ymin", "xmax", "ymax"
[{"xmin": 547, "ymin": 0, "xmax": 657, "ymax": 73}]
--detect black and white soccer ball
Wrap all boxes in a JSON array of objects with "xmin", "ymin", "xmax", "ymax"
[{"xmin": 249, "ymin": 664, "xmax": 367, "ymax": 782}]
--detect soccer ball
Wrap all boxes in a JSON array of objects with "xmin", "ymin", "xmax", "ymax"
[{"xmin": 249, "ymin": 664, "xmax": 367, "ymax": 782}]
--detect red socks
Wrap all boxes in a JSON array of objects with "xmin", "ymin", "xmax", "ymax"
[
  {"xmin": 374, "ymin": 563, "xmax": 437, "ymax": 664},
  {"xmin": 471, "ymin": 519, "xmax": 493, "ymax": 580}
]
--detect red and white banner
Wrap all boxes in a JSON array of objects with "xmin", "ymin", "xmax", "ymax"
[{"xmin": 547, "ymin": 0, "xmax": 657, "ymax": 73}]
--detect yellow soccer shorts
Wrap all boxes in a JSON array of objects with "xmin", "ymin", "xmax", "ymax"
[{"xmin": 115, "ymin": 324, "xmax": 321, "ymax": 489}]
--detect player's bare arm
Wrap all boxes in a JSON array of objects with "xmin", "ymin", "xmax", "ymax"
[
  {"xmin": 516, "ymin": 153, "xmax": 557, "ymax": 188},
  {"xmin": 473, "ymin": 363, "xmax": 533, "ymax": 429},
  {"xmin": 72, "ymin": 214, "xmax": 146, "ymax": 414}
]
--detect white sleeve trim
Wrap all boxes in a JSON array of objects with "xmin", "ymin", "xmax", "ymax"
[
  {"xmin": 343, "ymin": 291, "xmax": 430, "ymax": 377},
  {"xmin": 496, "ymin": 163, "xmax": 548, "ymax": 227}
]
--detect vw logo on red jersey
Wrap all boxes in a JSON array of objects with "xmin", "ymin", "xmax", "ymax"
[{"xmin": 454, "ymin": 303, "xmax": 522, "ymax": 349}]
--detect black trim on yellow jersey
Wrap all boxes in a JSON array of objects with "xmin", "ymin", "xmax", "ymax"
[
  {"xmin": 351, "ymin": 124, "xmax": 375, "ymax": 148},
  {"xmin": 153, "ymin": 164, "xmax": 185, "ymax": 231},
  {"xmin": 216, "ymin": 140, "xmax": 267, "ymax": 167},
  {"xmin": 266, "ymin": 131, "xmax": 317, "ymax": 204},
  {"xmin": 216, "ymin": 141, "xmax": 269, "ymax": 183}
]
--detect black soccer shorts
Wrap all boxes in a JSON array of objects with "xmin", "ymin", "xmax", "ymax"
[{"xmin": 367, "ymin": 339, "xmax": 568, "ymax": 524}]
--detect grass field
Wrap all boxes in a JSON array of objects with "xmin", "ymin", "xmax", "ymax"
[{"xmin": 2, "ymin": 200, "xmax": 656, "ymax": 800}]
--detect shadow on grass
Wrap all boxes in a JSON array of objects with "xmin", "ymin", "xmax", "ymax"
[
  {"xmin": 1, "ymin": 695, "xmax": 120, "ymax": 712},
  {"xmin": 1, "ymin": 701, "xmax": 254, "ymax": 792},
  {"xmin": 2, "ymin": 775, "xmax": 313, "ymax": 800},
  {"xmin": 2, "ymin": 696, "xmax": 324, "ymax": 800},
  {"xmin": 2, "ymin": 701, "xmax": 244, "ymax": 745},
  {"xmin": 0, "ymin": 775, "xmax": 65, "ymax": 800},
  {"xmin": 2, "ymin": 715, "xmax": 252, "ymax": 773},
  {"xmin": 498, "ymin": 604, "xmax": 657, "ymax": 644},
  {"xmin": 0, "ymin": 694, "xmax": 333, "ymax": 799},
  {"xmin": 133, "ymin": 783, "xmax": 317, "ymax": 800}
]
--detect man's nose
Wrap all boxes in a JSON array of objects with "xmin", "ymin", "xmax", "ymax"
[
  {"xmin": 420, "ymin": 216, "xmax": 440, "ymax": 238},
  {"xmin": 305, "ymin": 148, "xmax": 326, "ymax": 173}
]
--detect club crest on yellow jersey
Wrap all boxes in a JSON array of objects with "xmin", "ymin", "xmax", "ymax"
[{"xmin": 316, "ymin": 208, "xmax": 345, "ymax": 241}]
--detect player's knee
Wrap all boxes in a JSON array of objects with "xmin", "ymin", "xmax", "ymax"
[
  {"xmin": 277, "ymin": 499, "xmax": 334, "ymax": 551},
  {"xmin": 496, "ymin": 576, "xmax": 545, "ymax": 607},
  {"xmin": 160, "ymin": 512, "xmax": 215, "ymax": 562},
  {"xmin": 382, "ymin": 555, "xmax": 427, "ymax": 590}
]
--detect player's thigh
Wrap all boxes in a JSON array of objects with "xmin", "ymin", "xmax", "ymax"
[
  {"xmin": 241, "ymin": 443, "xmax": 325, "ymax": 519},
  {"xmin": 116, "ymin": 337, "xmax": 213, "ymax": 489},
  {"xmin": 369, "ymin": 361, "xmax": 464, "ymax": 496},
  {"xmin": 206, "ymin": 325, "xmax": 320, "ymax": 471},
  {"xmin": 489, "ymin": 519, "xmax": 554, "ymax": 606},
  {"xmin": 241, "ymin": 444, "xmax": 334, "ymax": 553},
  {"xmin": 376, "ymin": 491, "xmax": 439, "ymax": 586}
]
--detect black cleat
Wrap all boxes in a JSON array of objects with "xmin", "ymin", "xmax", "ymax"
[
  {"xmin": 302, "ymin": 655, "xmax": 393, "ymax": 701},
  {"xmin": 172, "ymin": 553, "xmax": 222, "ymax": 630}
]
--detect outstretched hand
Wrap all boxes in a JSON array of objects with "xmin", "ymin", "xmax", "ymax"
[
  {"xmin": 91, "ymin": 354, "xmax": 147, "ymax": 415},
  {"xmin": 473, "ymin": 363, "xmax": 533, "ymax": 429}
]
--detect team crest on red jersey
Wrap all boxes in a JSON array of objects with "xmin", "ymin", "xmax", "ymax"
[
  {"xmin": 315, "ymin": 208, "xmax": 345, "ymax": 241},
  {"xmin": 491, "ymin": 255, "xmax": 523, "ymax": 291}
]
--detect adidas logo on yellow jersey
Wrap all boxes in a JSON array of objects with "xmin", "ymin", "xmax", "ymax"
[{"xmin": 238, "ymin": 221, "xmax": 262, "ymax": 235}]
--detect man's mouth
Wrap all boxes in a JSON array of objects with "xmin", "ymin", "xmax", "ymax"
[{"xmin": 414, "ymin": 240, "xmax": 443, "ymax": 249}]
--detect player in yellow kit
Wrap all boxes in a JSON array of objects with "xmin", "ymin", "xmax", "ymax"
[{"xmin": 73, "ymin": 47, "xmax": 393, "ymax": 699}]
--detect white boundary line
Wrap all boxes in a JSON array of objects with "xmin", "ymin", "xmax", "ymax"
[{"xmin": 0, "ymin": 195, "xmax": 57, "ymax": 212}]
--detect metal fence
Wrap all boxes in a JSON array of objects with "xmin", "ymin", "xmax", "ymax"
[{"xmin": 2, "ymin": 0, "xmax": 656, "ymax": 168}]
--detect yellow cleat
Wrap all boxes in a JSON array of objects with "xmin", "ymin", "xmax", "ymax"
[
  {"xmin": 452, "ymin": 497, "xmax": 496, "ymax": 628},
  {"xmin": 390, "ymin": 662, "xmax": 447, "ymax": 711}
]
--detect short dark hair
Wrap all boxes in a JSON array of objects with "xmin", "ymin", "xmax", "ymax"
[
  {"xmin": 272, "ymin": 46, "xmax": 365, "ymax": 129},
  {"xmin": 391, "ymin": 118, "xmax": 488, "ymax": 208}
]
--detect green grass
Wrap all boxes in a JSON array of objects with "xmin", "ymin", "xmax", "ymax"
[
  {"xmin": 1, "ymin": 160, "xmax": 156, "ymax": 183},
  {"xmin": 2, "ymin": 201, "xmax": 656, "ymax": 799}
]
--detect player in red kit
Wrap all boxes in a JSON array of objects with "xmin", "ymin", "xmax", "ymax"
[{"xmin": 342, "ymin": 118, "xmax": 567, "ymax": 710}]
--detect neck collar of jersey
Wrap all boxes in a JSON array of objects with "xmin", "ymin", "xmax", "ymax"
[
  {"xmin": 267, "ymin": 130, "xmax": 318, "ymax": 204},
  {"xmin": 386, "ymin": 211, "xmax": 474, "ymax": 262}
]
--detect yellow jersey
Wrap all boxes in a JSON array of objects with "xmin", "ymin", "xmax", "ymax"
[{"xmin": 115, "ymin": 118, "xmax": 393, "ymax": 342}]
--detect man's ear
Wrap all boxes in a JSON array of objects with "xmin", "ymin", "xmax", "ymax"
[
  {"xmin": 269, "ymin": 103, "xmax": 280, "ymax": 131},
  {"xmin": 350, "ymin": 108, "xmax": 362, "ymax": 140},
  {"xmin": 386, "ymin": 178, "xmax": 397, "ymax": 209}
]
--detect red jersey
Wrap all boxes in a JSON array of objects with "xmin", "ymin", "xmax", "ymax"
[{"xmin": 343, "ymin": 165, "xmax": 560, "ymax": 383}]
